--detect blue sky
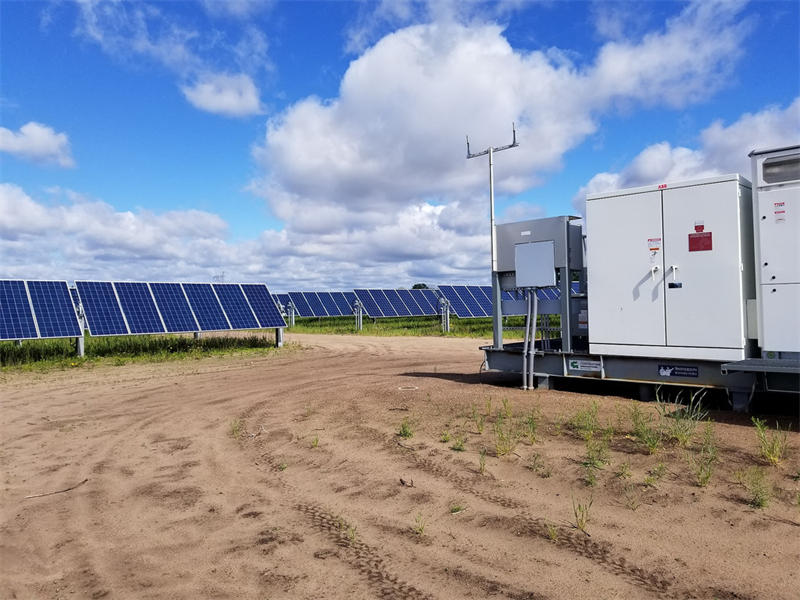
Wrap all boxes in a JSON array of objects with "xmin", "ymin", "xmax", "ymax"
[{"xmin": 1, "ymin": 0, "xmax": 798, "ymax": 290}]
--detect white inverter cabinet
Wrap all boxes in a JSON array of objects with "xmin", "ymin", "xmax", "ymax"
[{"xmin": 586, "ymin": 175, "xmax": 755, "ymax": 362}]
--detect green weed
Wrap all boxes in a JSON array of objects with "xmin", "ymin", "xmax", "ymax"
[
  {"xmin": 229, "ymin": 418, "xmax": 244, "ymax": 439},
  {"xmin": 739, "ymin": 466, "xmax": 772, "ymax": 508},
  {"xmin": 450, "ymin": 435, "xmax": 466, "ymax": 452},
  {"xmin": 522, "ymin": 409, "xmax": 539, "ymax": 444},
  {"xmin": 310, "ymin": 435, "xmax": 319, "ymax": 449},
  {"xmin": 412, "ymin": 513, "xmax": 426, "ymax": 535},
  {"xmin": 572, "ymin": 494, "xmax": 593, "ymax": 534},
  {"xmin": 449, "ymin": 503, "xmax": 466, "ymax": 514},
  {"xmin": 478, "ymin": 448, "xmax": 487, "ymax": 475},
  {"xmin": 630, "ymin": 405, "xmax": 663, "ymax": 454},
  {"xmin": 656, "ymin": 387, "xmax": 708, "ymax": 447},
  {"xmin": 494, "ymin": 412, "xmax": 519, "ymax": 457},
  {"xmin": 501, "ymin": 397, "xmax": 512, "ymax": 419},
  {"xmin": 752, "ymin": 417, "xmax": 789, "ymax": 466},
  {"xmin": 397, "ymin": 418, "xmax": 414, "ymax": 439},
  {"xmin": 616, "ymin": 462, "xmax": 632, "ymax": 479},
  {"xmin": 545, "ymin": 521, "xmax": 558, "ymax": 542},
  {"xmin": 570, "ymin": 400, "xmax": 600, "ymax": 440},
  {"xmin": 440, "ymin": 430, "xmax": 451, "ymax": 443},
  {"xmin": 688, "ymin": 421, "xmax": 718, "ymax": 487}
]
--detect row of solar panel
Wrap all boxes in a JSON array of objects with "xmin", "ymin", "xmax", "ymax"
[
  {"xmin": 353, "ymin": 288, "xmax": 441, "ymax": 318},
  {"xmin": 0, "ymin": 280, "xmax": 83, "ymax": 340},
  {"xmin": 71, "ymin": 281, "xmax": 286, "ymax": 337},
  {"xmin": 274, "ymin": 291, "xmax": 358, "ymax": 318}
]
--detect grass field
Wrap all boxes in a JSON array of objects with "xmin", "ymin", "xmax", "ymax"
[{"xmin": 0, "ymin": 315, "xmax": 537, "ymax": 369}]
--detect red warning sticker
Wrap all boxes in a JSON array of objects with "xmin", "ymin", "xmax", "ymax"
[{"xmin": 688, "ymin": 231, "xmax": 712, "ymax": 252}]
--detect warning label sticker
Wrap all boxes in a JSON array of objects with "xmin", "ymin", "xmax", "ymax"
[
  {"xmin": 688, "ymin": 231, "xmax": 712, "ymax": 252},
  {"xmin": 774, "ymin": 201, "xmax": 786, "ymax": 224},
  {"xmin": 647, "ymin": 237, "xmax": 662, "ymax": 252},
  {"xmin": 569, "ymin": 359, "xmax": 601, "ymax": 372},
  {"xmin": 658, "ymin": 365, "xmax": 699, "ymax": 378}
]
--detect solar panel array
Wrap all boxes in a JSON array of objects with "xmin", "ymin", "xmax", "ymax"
[
  {"xmin": 352, "ymin": 289, "xmax": 440, "ymax": 318},
  {"xmin": 438, "ymin": 284, "xmax": 581, "ymax": 318},
  {"xmin": 280, "ymin": 291, "xmax": 357, "ymax": 317},
  {"xmin": 75, "ymin": 281, "xmax": 285, "ymax": 337},
  {"xmin": 0, "ymin": 280, "xmax": 82, "ymax": 340}
]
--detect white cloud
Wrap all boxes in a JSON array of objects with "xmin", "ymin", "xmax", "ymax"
[
  {"xmin": 572, "ymin": 97, "xmax": 800, "ymax": 213},
  {"xmin": 181, "ymin": 73, "xmax": 263, "ymax": 117},
  {"xmin": 200, "ymin": 0, "xmax": 272, "ymax": 20},
  {"xmin": 0, "ymin": 122, "xmax": 75, "ymax": 167},
  {"xmin": 72, "ymin": 1, "xmax": 266, "ymax": 117}
]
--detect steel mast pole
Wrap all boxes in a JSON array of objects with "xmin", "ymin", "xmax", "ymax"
[{"xmin": 467, "ymin": 124, "xmax": 518, "ymax": 351}]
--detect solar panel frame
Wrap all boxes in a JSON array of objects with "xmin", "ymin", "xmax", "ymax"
[
  {"xmin": 75, "ymin": 280, "xmax": 130, "ymax": 336},
  {"xmin": 353, "ymin": 289, "xmax": 383, "ymax": 317},
  {"xmin": 0, "ymin": 280, "xmax": 39, "ymax": 340},
  {"xmin": 213, "ymin": 283, "xmax": 260, "ymax": 330},
  {"xmin": 467, "ymin": 285, "xmax": 492, "ymax": 316},
  {"xmin": 383, "ymin": 289, "xmax": 411, "ymax": 316},
  {"xmin": 455, "ymin": 286, "xmax": 487, "ymax": 317},
  {"xmin": 27, "ymin": 280, "xmax": 84, "ymax": 339},
  {"xmin": 182, "ymin": 283, "xmax": 231, "ymax": 331},
  {"xmin": 242, "ymin": 284, "xmax": 286, "ymax": 328},
  {"xmin": 396, "ymin": 289, "xmax": 425, "ymax": 316},
  {"xmin": 318, "ymin": 292, "xmax": 343, "ymax": 316},
  {"xmin": 331, "ymin": 292, "xmax": 353, "ymax": 315},
  {"xmin": 302, "ymin": 292, "xmax": 329, "ymax": 317},
  {"xmin": 113, "ymin": 281, "xmax": 167, "ymax": 334},
  {"xmin": 288, "ymin": 292, "xmax": 314, "ymax": 317},
  {"xmin": 369, "ymin": 289, "xmax": 398, "ymax": 317},
  {"xmin": 149, "ymin": 282, "xmax": 200, "ymax": 333}
]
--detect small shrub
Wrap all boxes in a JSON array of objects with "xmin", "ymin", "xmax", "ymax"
[
  {"xmin": 657, "ymin": 387, "xmax": 708, "ymax": 447},
  {"xmin": 494, "ymin": 413, "xmax": 519, "ymax": 457},
  {"xmin": 449, "ymin": 503, "xmax": 466, "ymax": 514},
  {"xmin": 752, "ymin": 417, "xmax": 789, "ymax": 466},
  {"xmin": 398, "ymin": 418, "xmax": 414, "ymax": 439},
  {"xmin": 229, "ymin": 418, "xmax": 244, "ymax": 439},
  {"xmin": 572, "ymin": 494, "xmax": 593, "ymax": 533},
  {"xmin": 583, "ymin": 433, "xmax": 610, "ymax": 469},
  {"xmin": 740, "ymin": 466, "xmax": 772, "ymax": 508},
  {"xmin": 630, "ymin": 405, "xmax": 663, "ymax": 454},
  {"xmin": 688, "ymin": 421, "xmax": 718, "ymax": 487},
  {"xmin": 522, "ymin": 409, "xmax": 539, "ymax": 444},
  {"xmin": 450, "ymin": 435, "xmax": 466, "ymax": 452},
  {"xmin": 278, "ymin": 462, "xmax": 287, "ymax": 471},
  {"xmin": 440, "ymin": 430, "xmax": 451, "ymax": 443},
  {"xmin": 570, "ymin": 401, "xmax": 600, "ymax": 440},
  {"xmin": 412, "ymin": 513, "xmax": 426, "ymax": 535}
]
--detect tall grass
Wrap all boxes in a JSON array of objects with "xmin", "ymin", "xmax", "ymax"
[
  {"xmin": 287, "ymin": 315, "xmax": 527, "ymax": 338},
  {"xmin": 1, "ymin": 333, "xmax": 280, "ymax": 368}
]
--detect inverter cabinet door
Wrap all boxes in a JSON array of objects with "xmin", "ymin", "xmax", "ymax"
[
  {"xmin": 662, "ymin": 183, "xmax": 745, "ymax": 349},
  {"xmin": 587, "ymin": 191, "xmax": 666, "ymax": 346}
]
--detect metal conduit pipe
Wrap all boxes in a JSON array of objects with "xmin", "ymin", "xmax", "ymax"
[
  {"xmin": 529, "ymin": 291, "xmax": 538, "ymax": 390},
  {"xmin": 522, "ymin": 290, "xmax": 531, "ymax": 390}
]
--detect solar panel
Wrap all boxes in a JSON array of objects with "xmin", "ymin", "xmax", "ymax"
[
  {"xmin": 303, "ymin": 292, "xmax": 329, "ymax": 317},
  {"xmin": 467, "ymin": 285, "xmax": 492, "ymax": 316},
  {"xmin": 183, "ymin": 283, "xmax": 230, "ymax": 331},
  {"xmin": 571, "ymin": 281, "xmax": 581, "ymax": 294},
  {"xmin": 438, "ymin": 286, "xmax": 474, "ymax": 318},
  {"xmin": 455, "ymin": 286, "xmax": 487, "ymax": 317},
  {"xmin": 288, "ymin": 292, "xmax": 313, "ymax": 317},
  {"xmin": 276, "ymin": 293, "xmax": 291, "ymax": 312},
  {"xmin": 75, "ymin": 281, "xmax": 129, "ymax": 336},
  {"xmin": 343, "ymin": 291, "xmax": 357, "ymax": 308},
  {"xmin": 353, "ymin": 289, "xmax": 383, "ymax": 317},
  {"xmin": 383, "ymin": 289, "xmax": 411, "ymax": 316},
  {"xmin": 318, "ymin": 292, "xmax": 343, "ymax": 316},
  {"xmin": 150, "ymin": 283, "xmax": 199, "ymax": 333},
  {"xmin": 114, "ymin": 282, "xmax": 166, "ymax": 334},
  {"xmin": 331, "ymin": 292, "xmax": 353, "ymax": 315},
  {"xmin": 213, "ymin": 284, "xmax": 259, "ymax": 329},
  {"xmin": 70, "ymin": 287, "xmax": 81, "ymax": 310},
  {"xmin": 27, "ymin": 280, "xmax": 84, "ymax": 338},
  {"xmin": 417, "ymin": 289, "xmax": 440, "ymax": 315},
  {"xmin": 242, "ymin": 284, "xmax": 286, "ymax": 328},
  {"xmin": 369, "ymin": 290, "xmax": 398, "ymax": 317},
  {"xmin": 0, "ymin": 280, "xmax": 38, "ymax": 340},
  {"xmin": 397, "ymin": 289, "xmax": 424, "ymax": 316}
]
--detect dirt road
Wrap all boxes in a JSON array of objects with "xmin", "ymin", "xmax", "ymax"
[{"xmin": 1, "ymin": 334, "xmax": 798, "ymax": 599}]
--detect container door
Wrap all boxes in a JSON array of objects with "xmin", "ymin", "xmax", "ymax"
[
  {"xmin": 757, "ymin": 186, "xmax": 799, "ymax": 285},
  {"xmin": 587, "ymin": 190, "xmax": 665, "ymax": 346},
  {"xmin": 662, "ymin": 182, "xmax": 745, "ymax": 349}
]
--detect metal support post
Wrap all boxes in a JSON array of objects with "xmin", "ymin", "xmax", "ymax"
[
  {"xmin": 75, "ymin": 335, "xmax": 85, "ymax": 358},
  {"xmin": 275, "ymin": 327, "xmax": 284, "ymax": 348},
  {"xmin": 558, "ymin": 265, "xmax": 572, "ymax": 354},
  {"xmin": 354, "ymin": 303, "xmax": 363, "ymax": 331},
  {"xmin": 194, "ymin": 331, "xmax": 202, "ymax": 340},
  {"xmin": 288, "ymin": 304, "xmax": 295, "ymax": 327},
  {"xmin": 15, "ymin": 340, "xmax": 22, "ymax": 347}
]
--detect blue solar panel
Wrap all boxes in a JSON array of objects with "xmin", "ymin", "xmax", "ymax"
[
  {"xmin": 369, "ymin": 290, "xmax": 397, "ymax": 317},
  {"xmin": 353, "ymin": 289, "xmax": 383, "ymax": 317},
  {"xmin": 76, "ymin": 281, "xmax": 129, "ymax": 336},
  {"xmin": 397, "ymin": 289, "xmax": 424, "ymax": 316},
  {"xmin": 276, "ymin": 294, "xmax": 291, "ymax": 312},
  {"xmin": 384, "ymin": 289, "xmax": 411, "ymax": 316},
  {"xmin": 213, "ymin": 284, "xmax": 259, "ymax": 329},
  {"xmin": 27, "ymin": 281, "xmax": 83, "ymax": 338},
  {"xmin": 417, "ymin": 289, "xmax": 440, "ymax": 315},
  {"xmin": 288, "ymin": 292, "xmax": 313, "ymax": 317},
  {"xmin": 331, "ymin": 292, "xmax": 353, "ymax": 315},
  {"xmin": 114, "ymin": 282, "xmax": 165, "ymax": 334},
  {"xmin": 455, "ymin": 286, "xmax": 487, "ymax": 317},
  {"xmin": 241, "ymin": 284, "xmax": 285, "ymax": 328},
  {"xmin": 571, "ymin": 281, "xmax": 581, "ymax": 294},
  {"xmin": 70, "ymin": 287, "xmax": 81, "ymax": 310},
  {"xmin": 318, "ymin": 292, "xmax": 343, "ymax": 316},
  {"xmin": 303, "ymin": 292, "xmax": 329, "ymax": 317},
  {"xmin": 0, "ymin": 280, "xmax": 38, "ymax": 340},
  {"xmin": 468, "ymin": 286, "xmax": 492, "ymax": 316},
  {"xmin": 438, "ymin": 286, "xmax": 474, "ymax": 318},
  {"xmin": 183, "ymin": 283, "xmax": 230, "ymax": 331},
  {"xmin": 150, "ymin": 283, "xmax": 199, "ymax": 333},
  {"xmin": 343, "ymin": 291, "xmax": 357, "ymax": 308}
]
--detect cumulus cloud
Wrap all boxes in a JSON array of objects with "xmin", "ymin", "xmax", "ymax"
[
  {"xmin": 181, "ymin": 73, "xmax": 263, "ymax": 117},
  {"xmin": 0, "ymin": 122, "xmax": 75, "ymax": 167},
  {"xmin": 247, "ymin": 2, "xmax": 752, "ymax": 286},
  {"xmin": 72, "ymin": 1, "xmax": 267, "ymax": 117},
  {"xmin": 572, "ymin": 97, "xmax": 800, "ymax": 213}
]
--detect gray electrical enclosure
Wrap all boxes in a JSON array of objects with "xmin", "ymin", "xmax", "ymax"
[{"xmin": 514, "ymin": 241, "xmax": 556, "ymax": 287}]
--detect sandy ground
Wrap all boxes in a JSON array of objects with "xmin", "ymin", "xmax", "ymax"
[{"xmin": 1, "ymin": 333, "xmax": 799, "ymax": 600}]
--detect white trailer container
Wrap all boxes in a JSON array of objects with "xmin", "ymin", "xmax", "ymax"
[{"xmin": 585, "ymin": 175, "xmax": 754, "ymax": 362}]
